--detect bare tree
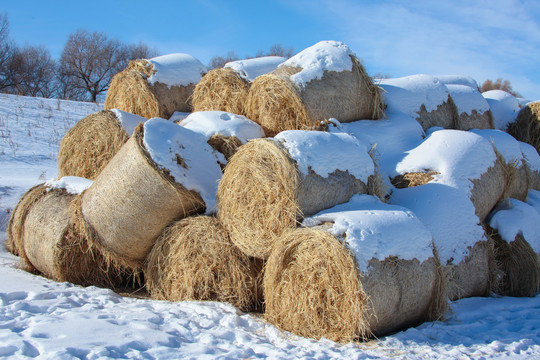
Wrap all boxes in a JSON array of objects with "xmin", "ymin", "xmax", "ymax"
[
  {"xmin": 481, "ymin": 78, "xmax": 521, "ymax": 98},
  {"xmin": 255, "ymin": 43, "xmax": 295, "ymax": 58},
  {"xmin": 209, "ymin": 50, "xmax": 239, "ymax": 69},
  {"xmin": 10, "ymin": 45, "xmax": 56, "ymax": 97},
  {"xmin": 0, "ymin": 13, "xmax": 16, "ymax": 91}
]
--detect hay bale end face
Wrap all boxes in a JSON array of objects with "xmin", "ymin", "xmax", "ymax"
[
  {"xmin": 245, "ymin": 41, "xmax": 384, "ymax": 137},
  {"xmin": 82, "ymin": 119, "xmax": 223, "ymax": 265},
  {"xmin": 446, "ymin": 84, "xmax": 494, "ymax": 130},
  {"xmin": 218, "ymin": 131, "xmax": 379, "ymax": 259},
  {"xmin": 58, "ymin": 110, "xmax": 146, "ymax": 180},
  {"xmin": 507, "ymin": 101, "xmax": 540, "ymax": 154},
  {"xmin": 105, "ymin": 54, "xmax": 207, "ymax": 119},
  {"xmin": 145, "ymin": 216, "xmax": 262, "ymax": 311}
]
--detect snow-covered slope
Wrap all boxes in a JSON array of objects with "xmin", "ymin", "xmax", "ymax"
[{"xmin": 0, "ymin": 94, "xmax": 539, "ymax": 359}]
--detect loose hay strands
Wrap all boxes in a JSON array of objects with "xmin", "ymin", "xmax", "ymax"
[
  {"xmin": 487, "ymin": 228, "xmax": 540, "ymax": 297},
  {"xmin": 57, "ymin": 110, "xmax": 130, "ymax": 180},
  {"xmin": 264, "ymin": 228, "xmax": 444, "ymax": 342},
  {"xmin": 207, "ymin": 134, "xmax": 243, "ymax": 163},
  {"xmin": 245, "ymin": 55, "xmax": 384, "ymax": 137},
  {"xmin": 507, "ymin": 101, "xmax": 540, "ymax": 153},
  {"xmin": 105, "ymin": 59, "xmax": 194, "ymax": 119},
  {"xmin": 391, "ymin": 171, "xmax": 440, "ymax": 189},
  {"xmin": 145, "ymin": 216, "xmax": 262, "ymax": 311},
  {"xmin": 6, "ymin": 184, "xmax": 48, "ymax": 264},
  {"xmin": 192, "ymin": 68, "xmax": 251, "ymax": 115},
  {"xmin": 82, "ymin": 123, "xmax": 205, "ymax": 264}
]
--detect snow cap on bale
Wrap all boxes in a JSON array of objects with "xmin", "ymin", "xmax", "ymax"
[
  {"xmin": 105, "ymin": 53, "xmax": 207, "ymax": 119},
  {"xmin": 483, "ymin": 90, "xmax": 520, "ymax": 131},
  {"xmin": 144, "ymin": 216, "xmax": 263, "ymax": 312},
  {"xmin": 434, "ymin": 75, "xmax": 479, "ymax": 89},
  {"xmin": 379, "ymin": 74, "xmax": 458, "ymax": 130},
  {"xmin": 217, "ymin": 130, "xmax": 379, "ymax": 259},
  {"xmin": 82, "ymin": 118, "xmax": 223, "ymax": 265},
  {"xmin": 265, "ymin": 194, "xmax": 444, "ymax": 342},
  {"xmin": 446, "ymin": 84, "xmax": 493, "ymax": 130},
  {"xmin": 395, "ymin": 129, "xmax": 505, "ymax": 222},
  {"xmin": 507, "ymin": 101, "xmax": 540, "ymax": 154},
  {"xmin": 58, "ymin": 110, "xmax": 146, "ymax": 180},
  {"xmin": 488, "ymin": 198, "xmax": 540, "ymax": 296},
  {"xmin": 225, "ymin": 56, "xmax": 286, "ymax": 81},
  {"xmin": 245, "ymin": 40, "xmax": 384, "ymax": 136},
  {"xmin": 179, "ymin": 111, "xmax": 265, "ymax": 161}
]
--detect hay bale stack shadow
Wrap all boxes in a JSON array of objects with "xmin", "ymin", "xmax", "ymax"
[
  {"xmin": 58, "ymin": 110, "xmax": 146, "ymax": 180},
  {"xmin": 105, "ymin": 54, "xmax": 206, "ymax": 119},
  {"xmin": 217, "ymin": 132, "xmax": 381, "ymax": 259},
  {"xmin": 145, "ymin": 215, "xmax": 263, "ymax": 312},
  {"xmin": 245, "ymin": 41, "xmax": 384, "ymax": 137},
  {"xmin": 264, "ymin": 228, "xmax": 444, "ymax": 342}
]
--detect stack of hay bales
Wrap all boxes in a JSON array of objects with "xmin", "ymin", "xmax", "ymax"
[
  {"xmin": 487, "ymin": 198, "xmax": 540, "ymax": 296},
  {"xmin": 264, "ymin": 194, "xmax": 445, "ymax": 341},
  {"xmin": 192, "ymin": 56, "xmax": 285, "ymax": 116},
  {"xmin": 390, "ymin": 130, "xmax": 506, "ymax": 300},
  {"xmin": 245, "ymin": 41, "xmax": 384, "ymax": 136},
  {"xmin": 105, "ymin": 54, "xmax": 207, "ymax": 119},
  {"xmin": 57, "ymin": 109, "xmax": 146, "ymax": 180},
  {"xmin": 178, "ymin": 111, "xmax": 265, "ymax": 162},
  {"xmin": 507, "ymin": 101, "xmax": 540, "ymax": 153},
  {"xmin": 379, "ymin": 74, "xmax": 458, "ymax": 131},
  {"xmin": 483, "ymin": 89, "xmax": 521, "ymax": 131},
  {"xmin": 217, "ymin": 130, "xmax": 382, "ymax": 259},
  {"xmin": 80, "ymin": 118, "xmax": 224, "ymax": 268}
]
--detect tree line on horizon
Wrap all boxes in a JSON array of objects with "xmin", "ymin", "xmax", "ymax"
[{"xmin": 0, "ymin": 13, "xmax": 522, "ymax": 103}]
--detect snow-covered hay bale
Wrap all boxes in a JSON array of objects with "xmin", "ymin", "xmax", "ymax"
[
  {"xmin": 520, "ymin": 141, "xmax": 540, "ymax": 191},
  {"xmin": 217, "ymin": 130, "xmax": 379, "ymax": 259},
  {"xmin": 395, "ymin": 129, "xmax": 505, "ymax": 222},
  {"xmin": 81, "ymin": 119, "xmax": 223, "ymax": 265},
  {"xmin": 144, "ymin": 216, "xmax": 262, "ymax": 311},
  {"xmin": 58, "ymin": 110, "xmax": 146, "ymax": 180},
  {"xmin": 105, "ymin": 54, "xmax": 207, "ymax": 119},
  {"xmin": 434, "ymin": 75, "xmax": 479, "ymax": 89},
  {"xmin": 179, "ymin": 111, "xmax": 265, "ymax": 162},
  {"xmin": 446, "ymin": 84, "xmax": 493, "ymax": 130},
  {"xmin": 379, "ymin": 75, "xmax": 458, "ymax": 131},
  {"xmin": 488, "ymin": 199, "xmax": 540, "ymax": 296},
  {"xmin": 245, "ymin": 41, "xmax": 384, "ymax": 137},
  {"xmin": 507, "ymin": 101, "xmax": 540, "ymax": 154},
  {"xmin": 483, "ymin": 90, "xmax": 520, "ymax": 131},
  {"xmin": 6, "ymin": 184, "xmax": 48, "ymax": 261},
  {"xmin": 265, "ymin": 197, "xmax": 444, "ymax": 341},
  {"xmin": 225, "ymin": 56, "xmax": 286, "ymax": 81}
]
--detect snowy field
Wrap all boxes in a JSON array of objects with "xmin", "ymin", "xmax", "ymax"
[{"xmin": 0, "ymin": 94, "xmax": 539, "ymax": 359}]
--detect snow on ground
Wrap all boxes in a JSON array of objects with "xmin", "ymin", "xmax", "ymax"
[{"xmin": 1, "ymin": 94, "xmax": 539, "ymax": 359}]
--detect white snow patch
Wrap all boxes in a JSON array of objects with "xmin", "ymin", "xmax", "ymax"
[
  {"xmin": 179, "ymin": 111, "xmax": 265, "ymax": 143},
  {"xmin": 280, "ymin": 40, "xmax": 355, "ymax": 88},
  {"xmin": 434, "ymin": 75, "xmax": 479, "ymax": 89},
  {"xmin": 274, "ymin": 130, "xmax": 374, "ymax": 182},
  {"xmin": 147, "ymin": 53, "xmax": 207, "ymax": 87},
  {"xmin": 168, "ymin": 111, "xmax": 190, "ymax": 123},
  {"xmin": 329, "ymin": 112, "xmax": 424, "ymax": 178},
  {"xmin": 482, "ymin": 90, "xmax": 520, "ymax": 130},
  {"xmin": 142, "ymin": 118, "xmax": 222, "ymax": 213},
  {"xmin": 110, "ymin": 109, "xmax": 147, "ymax": 136},
  {"xmin": 396, "ymin": 129, "xmax": 497, "ymax": 193},
  {"xmin": 489, "ymin": 198, "xmax": 540, "ymax": 253},
  {"xmin": 378, "ymin": 74, "xmax": 451, "ymax": 116},
  {"xmin": 45, "ymin": 176, "xmax": 93, "ymax": 195},
  {"xmin": 225, "ymin": 56, "xmax": 286, "ymax": 81},
  {"xmin": 303, "ymin": 194, "xmax": 433, "ymax": 273},
  {"xmin": 446, "ymin": 84, "xmax": 490, "ymax": 116},
  {"xmin": 390, "ymin": 183, "xmax": 485, "ymax": 264},
  {"xmin": 470, "ymin": 129, "xmax": 523, "ymax": 164},
  {"xmin": 520, "ymin": 142, "xmax": 540, "ymax": 172}
]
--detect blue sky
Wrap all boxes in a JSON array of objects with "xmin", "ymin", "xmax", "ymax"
[{"xmin": 3, "ymin": 0, "xmax": 540, "ymax": 100}]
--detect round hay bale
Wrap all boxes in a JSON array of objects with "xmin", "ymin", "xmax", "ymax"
[
  {"xmin": 264, "ymin": 227, "xmax": 442, "ymax": 342},
  {"xmin": 21, "ymin": 190, "xmax": 138, "ymax": 288},
  {"xmin": 379, "ymin": 74, "xmax": 458, "ymax": 131},
  {"xmin": 507, "ymin": 101, "xmax": 540, "ymax": 153},
  {"xmin": 6, "ymin": 184, "xmax": 48, "ymax": 261},
  {"xmin": 217, "ymin": 131, "xmax": 379, "ymax": 259},
  {"xmin": 82, "ymin": 119, "xmax": 223, "ymax": 265},
  {"xmin": 58, "ymin": 110, "xmax": 146, "ymax": 180},
  {"xmin": 105, "ymin": 54, "xmax": 207, "ymax": 119},
  {"xmin": 446, "ymin": 84, "xmax": 494, "ymax": 130},
  {"xmin": 144, "ymin": 216, "xmax": 262, "ymax": 311},
  {"xmin": 192, "ymin": 68, "xmax": 251, "ymax": 115},
  {"xmin": 483, "ymin": 90, "xmax": 521, "ymax": 131},
  {"xmin": 245, "ymin": 41, "xmax": 384, "ymax": 137},
  {"xmin": 520, "ymin": 141, "xmax": 540, "ymax": 191}
]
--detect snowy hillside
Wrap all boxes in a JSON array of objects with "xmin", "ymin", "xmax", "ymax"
[{"xmin": 0, "ymin": 94, "xmax": 539, "ymax": 359}]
